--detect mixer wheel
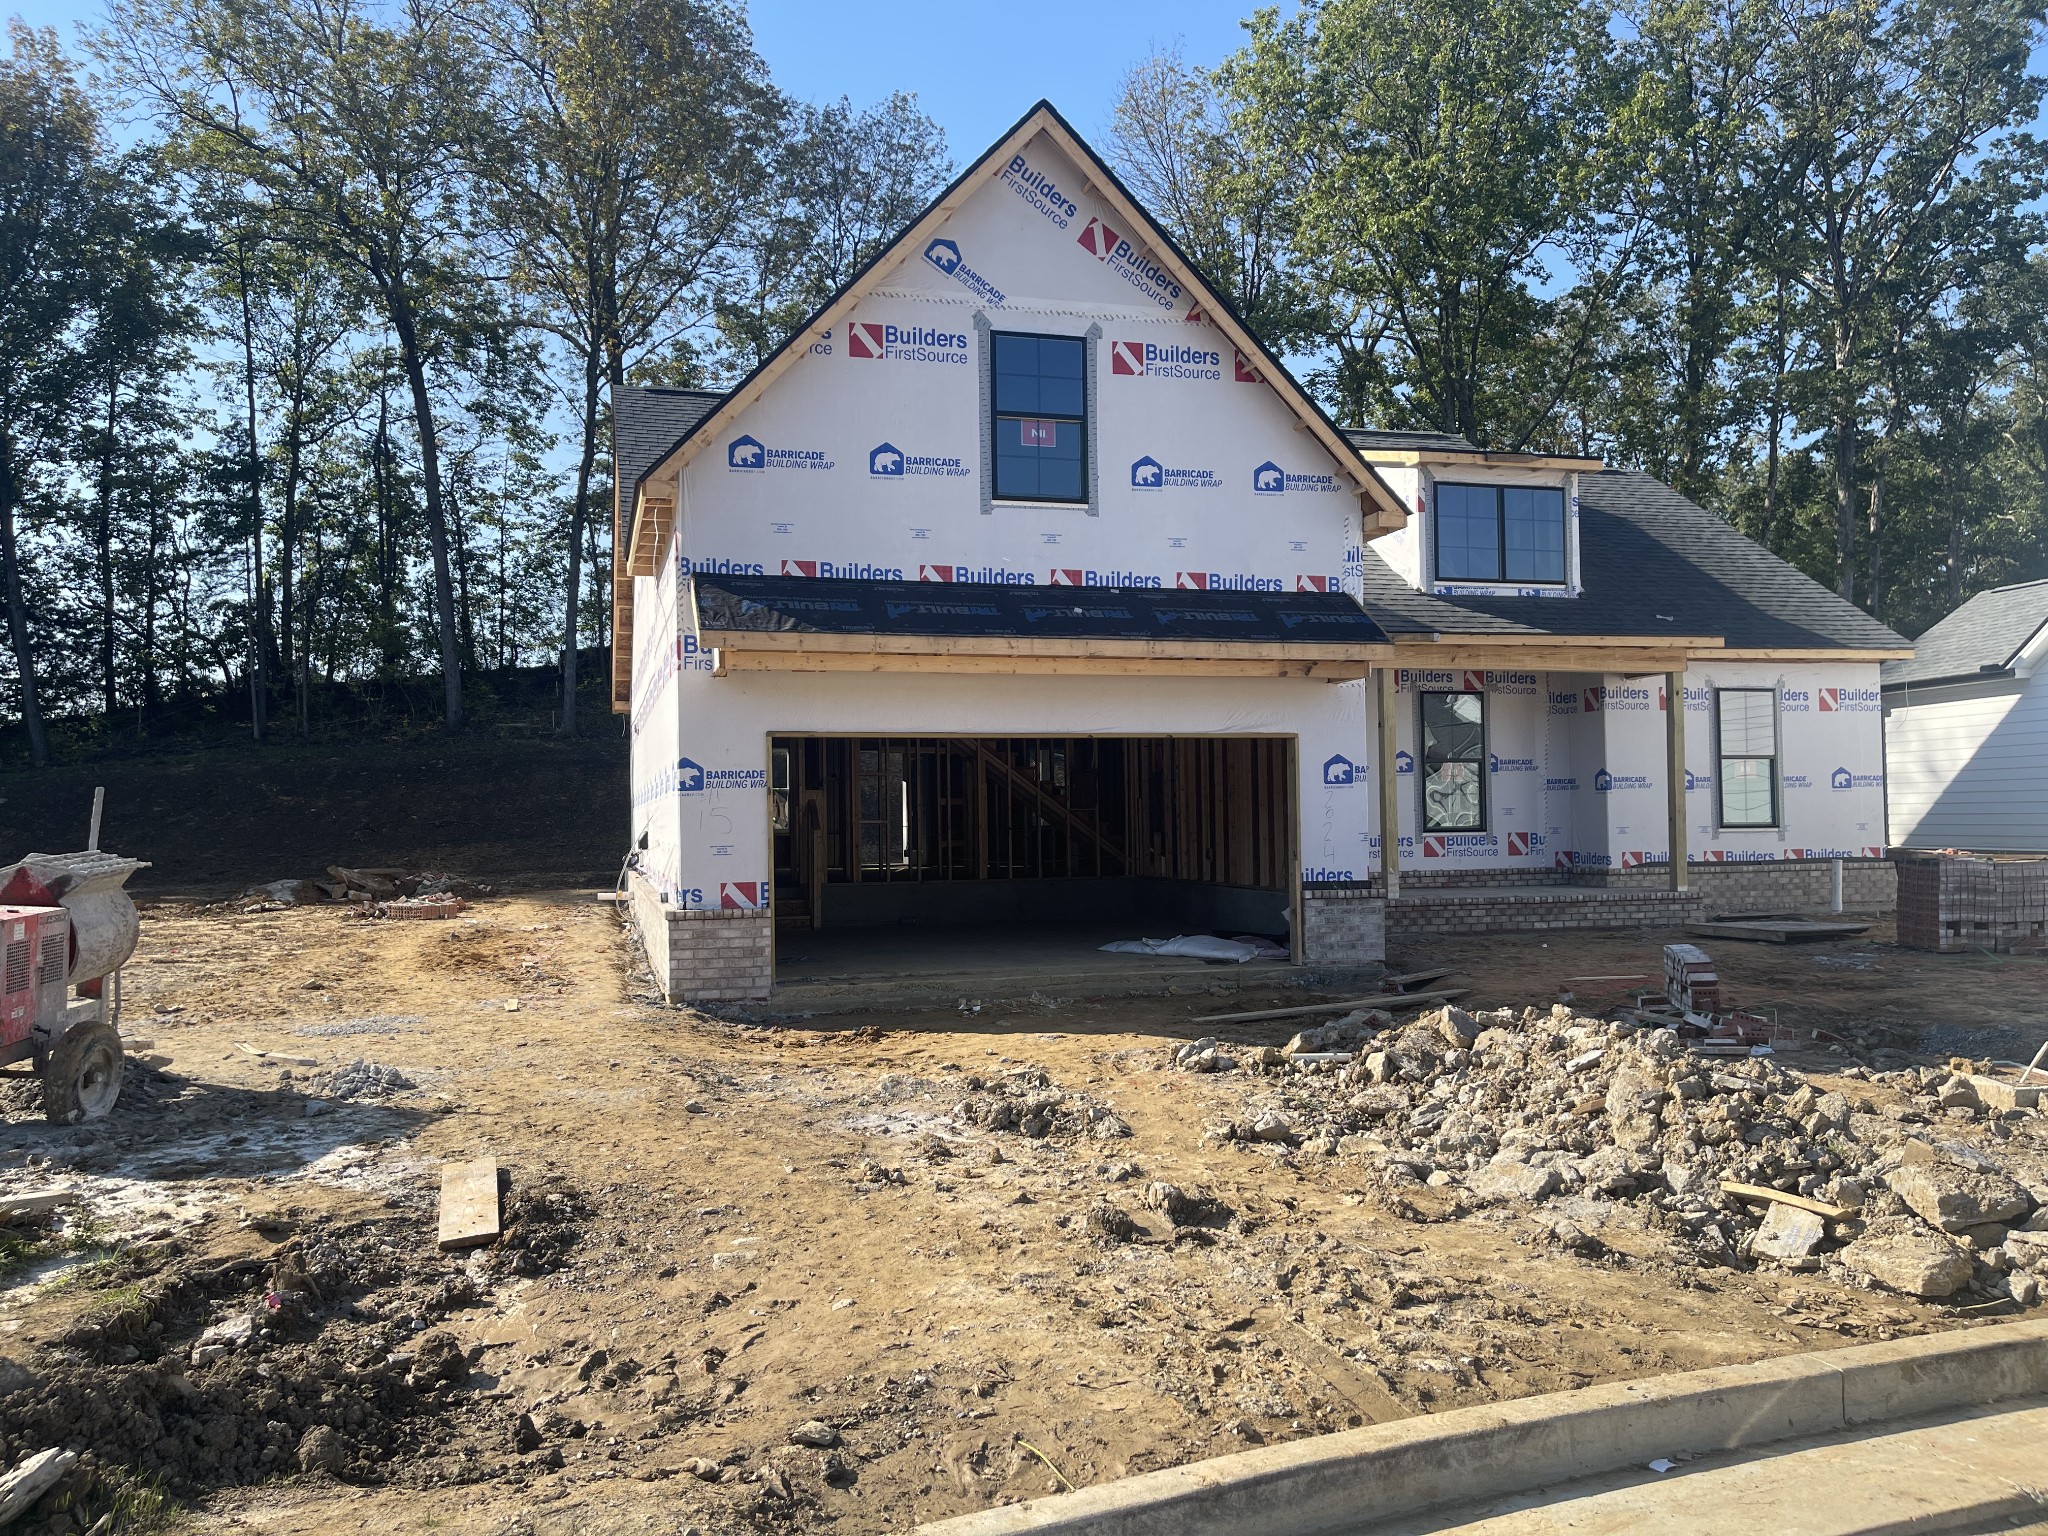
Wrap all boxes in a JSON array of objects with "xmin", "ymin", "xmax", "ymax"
[{"xmin": 45, "ymin": 1020, "xmax": 125, "ymax": 1124}]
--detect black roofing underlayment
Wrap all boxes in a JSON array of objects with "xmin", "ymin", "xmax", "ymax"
[{"xmin": 693, "ymin": 575, "xmax": 1391, "ymax": 646}]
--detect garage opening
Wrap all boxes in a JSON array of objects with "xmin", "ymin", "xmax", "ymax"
[{"xmin": 768, "ymin": 735, "xmax": 1296, "ymax": 976}]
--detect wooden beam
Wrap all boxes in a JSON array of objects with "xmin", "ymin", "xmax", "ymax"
[
  {"xmin": 1393, "ymin": 647, "xmax": 1694, "ymax": 673},
  {"xmin": 1356, "ymin": 449, "xmax": 1605, "ymax": 472},
  {"xmin": 1376, "ymin": 667, "xmax": 1401, "ymax": 899},
  {"xmin": 712, "ymin": 650, "xmax": 1371, "ymax": 679},
  {"xmin": 1666, "ymin": 668, "xmax": 1688, "ymax": 893},
  {"xmin": 1390, "ymin": 632, "xmax": 1723, "ymax": 651},
  {"xmin": 701, "ymin": 629, "xmax": 1392, "ymax": 663},
  {"xmin": 1711, "ymin": 648, "xmax": 1912, "ymax": 662}
]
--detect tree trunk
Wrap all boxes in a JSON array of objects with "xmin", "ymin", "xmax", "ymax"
[
  {"xmin": 95, "ymin": 369, "xmax": 119, "ymax": 717},
  {"xmin": 386, "ymin": 291, "xmax": 464, "ymax": 726},
  {"xmin": 1945, "ymin": 458, "xmax": 1964, "ymax": 610},
  {"xmin": 236, "ymin": 247, "xmax": 268, "ymax": 743},
  {"xmin": 560, "ymin": 356, "xmax": 601, "ymax": 738},
  {"xmin": 0, "ymin": 438, "xmax": 50, "ymax": 767},
  {"xmin": 1830, "ymin": 341, "xmax": 1857, "ymax": 605}
]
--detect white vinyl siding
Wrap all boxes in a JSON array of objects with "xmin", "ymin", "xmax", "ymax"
[{"xmin": 1886, "ymin": 674, "xmax": 2048, "ymax": 852}]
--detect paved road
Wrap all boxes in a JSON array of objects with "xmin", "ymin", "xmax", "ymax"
[{"xmin": 1355, "ymin": 1397, "xmax": 2048, "ymax": 1535}]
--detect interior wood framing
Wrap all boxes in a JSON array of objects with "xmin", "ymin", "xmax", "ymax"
[{"xmin": 768, "ymin": 734, "xmax": 1294, "ymax": 931}]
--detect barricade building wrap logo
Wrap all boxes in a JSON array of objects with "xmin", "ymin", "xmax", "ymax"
[
  {"xmin": 869, "ymin": 441, "xmax": 970, "ymax": 479},
  {"xmin": 1784, "ymin": 772, "xmax": 1813, "ymax": 791},
  {"xmin": 1394, "ymin": 750, "xmax": 1415, "ymax": 775},
  {"xmin": 1593, "ymin": 769, "xmax": 1653, "ymax": 792},
  {"xmin": 846, "ymin": 321, "xmax": 969, "ymax": 365},
  {"xmin": 1544, "ymin": 775, "xmax": 1579, "ymax": 793},
  {"xmin": 921, "ymin": 238, "xmax": 1005, "ymax": 306},
  {"xmin": 1110, "ymin": 340, "xmax": 1221, "ymax": 380},
  {"xmin": 1322, "ymin": 753, "xmax": 1358, "ymax": 786},
  {"xmin": 1684, "ymin": 769, "xmax": 1713, "ymax": 791},
  {"xmin": 1488, "ymin": 752, "xmax": 1539, "ymax": 774},
  {"xmin": 1049, "ymin": 568, "xmax": 1163, "ymax": 588},
  {"xmin": 726, "ymin": 434, "xmax": 833, "ymax": 473},
  {"xmin": 1002, "ymin": 152, "xmax": 1080, "ymax": 229},
  {"xmin": 1075, "ymin": 217, "xmax": 1183, "ymax": 309},
  {"xmin": 675, "ymin": 755, "xmax": 768, "ymax": 794},
  {"xmin": 1830, "ymin": 766, "xmax": 1883, "ymax": 791},
  {"xmin": 1128, "ymin": 454, "xmax": 1221, "ymax": 491},
  {"xmin": 1251, "ymin": 460, "xmax": 1341, "ymax": 495},
  {"xmin": 1819, "ymin": 686, "xmax": 1881, "ymax": 713}
]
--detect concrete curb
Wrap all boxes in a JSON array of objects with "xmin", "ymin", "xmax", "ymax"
[{"xmin": 914, "ymin": 1319, "xmax": 2048, "ymax": 1536}]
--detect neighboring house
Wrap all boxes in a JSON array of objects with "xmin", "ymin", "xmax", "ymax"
[
  {"xmin": 611, "ymin": 101, "xmax": 1912, "ymax": 1002},
  {"xmin": 1883, "ymin": 579, "xmax": 2048, "ymax": 853}
]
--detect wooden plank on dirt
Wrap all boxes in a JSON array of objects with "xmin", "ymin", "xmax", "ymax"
[
  {"xmin": 237, "ymin": 1042, "xmax": 318, "ymax": 1067},
  {"xmin": 437, "ymin": 1157, "xmax": 501, "ymax": 1251},
  {"xmin": 1720, "ymin": 1180, "xmax": 1856, "ymax": 1221},
  {"xmin": 1687, "ymin": 919, "xmax": 1871, "ymax": 944},
  {"xmin": 0, "ymin": 1191, "xmax": 79, "ymax": 1223},
  {"xmin": 1385, "ymin": 966, "xmax": 1458, "ymax": 990},
  {"xmin": 1191, "ymin": 987, "xmax": 1466, "ymax": 1027}
]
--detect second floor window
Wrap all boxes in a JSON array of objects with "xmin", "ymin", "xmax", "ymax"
[
  {"xmin": 1435, "ymin": 483, "xmax": 1568, "ymax": 584},
  {"xmin": 992, "ymin": 331, "xmax": 1087, "ymax": 503}
]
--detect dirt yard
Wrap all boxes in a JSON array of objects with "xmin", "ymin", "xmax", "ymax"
[{"xmin": 0, "ymin": 898, "xmax": 2042, "ymax": 1535}]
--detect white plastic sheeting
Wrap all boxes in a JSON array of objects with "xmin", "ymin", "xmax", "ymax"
[{"xmin": 1100, "ymin": 935, "xmax": 1288, "ymax": 962}]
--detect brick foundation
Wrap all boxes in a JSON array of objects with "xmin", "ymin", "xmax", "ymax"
[
  {"xmin": 626, "ymin": 868, "xmax": 774, "ymax": 1002},
  {"xmin": 1386, "ymin": 886, "xmax": 1704, "ymax": 941},
  {"xmin": 1301, "ymin": 885, "xmax": 1386, "ymax": 965}
]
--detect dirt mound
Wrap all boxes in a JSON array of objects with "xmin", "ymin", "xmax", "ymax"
[
  {"xmin": 1, "ymin": 1192, "xmax": 591, "ymax": 1504},
  {"xmin": 951, "ymin": 1067, "xmax": 1131, "ymax": 1140}
]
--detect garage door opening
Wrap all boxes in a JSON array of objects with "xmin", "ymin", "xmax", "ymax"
[{"xmin": 769, "ymin": 735, "xmax": 1297, "ymax": 979}]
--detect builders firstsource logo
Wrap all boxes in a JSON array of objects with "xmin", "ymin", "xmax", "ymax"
[
  {"xmin": 919, "ymin": 564, "xmax": 1035, "ymax": 584},
  {"xmin": 1174, "ymin": 571, "xmax": 1282, "ymax": 592},
  {"xmin": 1421, "ymin": 833, "xmax": 1499, "ymax": 859},
  {"xmin": 1049, "ymin": 568, "xmax": 1162, "ymax": 588},
  {"xmin": 778, "ymin": 559, "xmax": 905, "ymax": 579},
  {"xmin": 869, "ymin": 442, "xmax": 970, "ymax": 480},
  {"xmin": 921, "ymin": 238, "xmax": 1006, "ymax": 306},
  {"xmin": 1075, "ymin": 217, "xmax": 1183, "ymax": 310},
  {"xmin": 846, "ymin": 321, "xmax": 969, "ymax": 365},
  {"xmin": 1251, "ymin": 460, "xmax": 1340, "ymax": 495},
  {"xmin": 1129, "ymin": 455, "xmax": 1221, "ymax": 491},
  {"xmin": 1110, "ymin": 339, "xmax": 1221, "ymax": 380},
  {"xmin": 726, "ymin": 434, "xmax": 834, "ymax": 473},
  {"xmin": 1002, "ymin": 152, "xmax": 1080, "ymax": 228},
  {"xmin": 1819, "ymin": 686, "xmax": 1881, "ymax": 712}
]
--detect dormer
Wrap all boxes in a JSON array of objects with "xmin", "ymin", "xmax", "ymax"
[{"xmin": 1349, "ymin": 431, "xmax": 1604, "ymax": 599}]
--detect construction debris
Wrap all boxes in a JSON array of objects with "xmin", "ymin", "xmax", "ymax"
[
  {"xmin": 1190, "ymin": 988, "xmax": 1464, "ymax": 1027},
  {"xmin": 1184, "ymin": 1001, "xmax": 2046, "ymax": 1304}
]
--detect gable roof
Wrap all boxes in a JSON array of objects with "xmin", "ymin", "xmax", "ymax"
[
  {"xmin": 1357, "ymin": 469, "xmax": 1911, "ymax": 653},
  {"xmin": 1882, "ymin": 578, "xmax": 2048, "ymax": 687},
  {"xmin": 621, "ymin": 99, "xmax": 1409, "ymax": 558},
  {"xmin": 615, "ymin": 387, "xmax": 721, "ymax": 503}
]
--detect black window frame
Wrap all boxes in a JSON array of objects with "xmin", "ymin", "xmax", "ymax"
[
  {"xmin": 1431, "ymin": 481, "xmax": 1570, "ymax": 586},
  {"xmin": 1418, "ymin": 689, "xmax": 1489, "ymax": 834},
  {"xmin": 989, "ymin": 328, "xmax": 1089, "ymax": 505},
  {"xmin": 1714, "ymin": 686, "xmax": 1779, "ymax": 830}
]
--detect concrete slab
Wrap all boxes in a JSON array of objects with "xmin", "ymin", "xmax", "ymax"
[
  {"xmin": 1361, "ymin": 1398, "xmax": 2048, "ymax": 1535},
  {"xmin": 770, "ymin": 922, "xmax": 1361, "ymax": 1013}
]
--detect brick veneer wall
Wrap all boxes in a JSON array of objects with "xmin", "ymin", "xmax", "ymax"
[
  {"xmin": 1301, "ymin": 885, "xmax": 1386, "ymax": 965},
  {"xmin": 626, "ymin": 867, "xmax": 774, "ymax": 1002},
  {"xmin": 1386, "ymin": 886, "xmax": 1703, "ymax": 941},
  {"xmin": 1381, "ymin": 858, "xmax": 1896, "ymax": 913}
]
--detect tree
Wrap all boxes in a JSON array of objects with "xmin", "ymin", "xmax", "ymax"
[
  {"xmin": 1224, "ymin": 0, "xmax": 1638, "ymax": 446},
  {"xmin": 480, "ymin": 0, "xmax": 776, "ymax": 737},
  {"xmin": 0, "ymin": 25, "xmax": 109, "ymax": 766},
  {"xmin": 109, "ymin": 0, "xmax": 502, "ymax": 726},
  {"xmin": 1768, "ymin": 0, "xmax": 2047, "ymax": 602},
  {"xmin": 715, "ymin": 93, "xmax": 952, "ymax": 371}
]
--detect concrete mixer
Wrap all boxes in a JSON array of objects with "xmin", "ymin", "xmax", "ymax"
[{"xmin": 0, "ymin": 848, "xmax": 148, "ymax": 1123}]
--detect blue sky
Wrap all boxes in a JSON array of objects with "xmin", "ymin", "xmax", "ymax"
[
  {"xmin": 749, "ymin": 0, "xmax": 1259, "ymax": 153},
  {"xmin": 11, "ymin": 0, "xmax": 1261, "ymax": 156}
]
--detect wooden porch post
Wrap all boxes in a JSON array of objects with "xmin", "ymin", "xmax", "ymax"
[
  {"xmin": 1376, "ymin": 667, "xmax": 1401, "ymax": 899},
  {"xmin": 1666, "ymin": 670, "xmax": 1688, "ymax": 892}
]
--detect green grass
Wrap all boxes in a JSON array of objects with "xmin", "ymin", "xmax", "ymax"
[{"xmin": 98, "ymin": 1468, "xmax": 183, "ymax": 1534}]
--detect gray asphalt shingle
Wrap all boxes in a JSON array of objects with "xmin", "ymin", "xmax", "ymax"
[
  {"xmin": 612, "ymin": 385, "xmax": 722, "ymax": 540},
  {"xmin": 1356, "ymin": 469, "xmax": 1909, "ymax": 653},
  {"xmin": 1881, "ymin": 579, "xmax": 2048, "ymax": 687}
]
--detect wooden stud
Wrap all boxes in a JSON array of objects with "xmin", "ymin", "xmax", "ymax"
[
  {"xmin": 1376, "ymin": 668, "xmax": 1401, "ymax": 900},
  {"xmin": 1666, "ymin": 669, "xmax": 1688, "ymax": 893}
]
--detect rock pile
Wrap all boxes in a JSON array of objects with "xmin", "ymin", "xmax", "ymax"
[
  {"xmin": 1192, "ymin": 1002, "xmax": 2047, "ymax": 1304},
  {"xmin": 305, "ymin": 1061, "xmax": 415, "ymax": 1102},
  {"xmin": 951, "ymin": 1068, "xmax": 1132, "ymax": 1141}
]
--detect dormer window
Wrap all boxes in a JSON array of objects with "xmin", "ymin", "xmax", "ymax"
[{"xmin": 1435, "ymin": 483, "xmax": 1567, "ymax": 584}]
